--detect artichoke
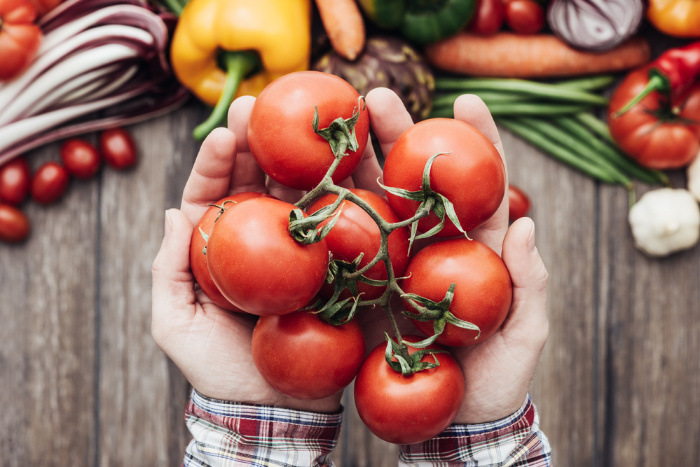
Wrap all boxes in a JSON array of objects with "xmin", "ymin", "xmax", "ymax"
[{"xmin": 312, "ymin": 35, "xmax": 434, "ymax": 122}]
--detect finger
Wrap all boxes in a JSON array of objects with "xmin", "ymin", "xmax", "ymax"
[
  {"xmin": 350, "ymin": 134, "xmax": 384, "ymax": 196},
  {"xmin": 500, "ymin": 217, "xmax": 549, "ymax": 347},
  {"xmin": 365, "ymin": 88, "xmax": 413, "ymax": 160},
  {"xmin": 227, "ymin": 96, "xmax": 267, "ymax": 194},
  {"xmin": 180, "ymin": 128, "xmax": 238, "ymax": 225},
  {"xmin": 151, "ymin": 209, "xmax": 197, "ymax": 344},
  {"xmin": 454, "ymin": 94, "xmax": 509, "ymax": 251}
]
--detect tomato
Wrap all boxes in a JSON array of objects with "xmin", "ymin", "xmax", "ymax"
[
  {"xmin": 0, "ymin": 203, "xmax": 30, "ymax": 242},
  {"xmin": 468, "ymin": 0, "xmax": 505, "ymax": 35},
  {"xmin": 307, "ymin": 188, "xmax": 410, "ymax": 301},
  {"xmin": 31, "ymin": 161, "xmax": 69, "ymax": 204},
  {"xmin": 354, "ymin": 336, "xmax": 465, "ymax": 445},
  {"xmin": 248, "ymin": 71, "xmax": 370, "ymax": 191},
  {"xmin": 504, "ymin": 0, "xmax": 545, "ymax": 35},
  {"xmin": 508, "ymin": 184, "xmax": 531, "ymax": 221},
  {"xmin": 0, "ymin": 157, "xmax": 31, "ymax": 205},
  {"xmin": 647, "ymin": 0, "xmax": 700, "ymax": 38},
  {"xmin": 608, "ymin": 66, "xmax": 700, "ymax": 169},
  {"xmin": 60, "ymin": 139, "xmax": 101, "ymax": 179},
  {"xmin": 206, "ymin": 197, "xmax": 329, "ymax": 316},
  {"xmin": 0, "ymin": 0, "xmax": 42, "ymax": 81},
  {"xmin": 383, "ymin": 118, "xmax": 506, "ymax": 237},
  {"xmin": 402, "ymin": 238, "xmax": 512, "ymax": 347},
  {"xmin": 28, "ymin": 0, "xmax": 62, "ymax": 15},
  {"xmin": 251, "ymin": 310, "xmax": 366, "ymax": 399},
  {"xmin": 190, "ymin": 192, "xmax": 272, "ymax": 311},
  {"xmin": 99, "ymin": 128, "xmax": 137, "ymax": 170}
]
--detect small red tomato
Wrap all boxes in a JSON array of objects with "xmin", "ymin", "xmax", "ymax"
[
  {"xmin": 31, "ymin": 161, "xmax": 69, "ymax": 204},
  {"xmin": 100, "ymin": 128, "xmax": 137, "ymax": 169},
  {"xmin": 508, "ymin": 184, "xmax": 531, "ymax": 221},
  {"xmin": 468, "ymin": 0, "xmax": 506, "ymax": 35},
  {"xmin": 505, "ymin": 0, "xmax": 545, "ymax": 34},
  {"xmin": 0, "ymin": 157, "xmax": 31, "ymax": 205},
  {"xmin": 0, "ymin": 0, "xmax": 42, "ymax": 81},
  {"xmin": 0, "ymin": 203, "xmax": 30, "ymax": 242},
  {"xmin": 60, "ymin": 139, "xmax": 101, "ymax": 179}
]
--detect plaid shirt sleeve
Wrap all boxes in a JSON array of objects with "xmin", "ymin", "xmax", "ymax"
[
  {"xmin": 399, "ymin": 396, "xmax": 551, "ymax": 466},
  {"xmin": 184, "ymin": 390, "xmax": 343, "ymax": 467}
]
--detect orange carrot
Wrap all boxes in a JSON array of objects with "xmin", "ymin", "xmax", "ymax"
[
  {"xmin": 315, "ymin": 0, "xmax": 366, "ymax": 61},
  {"xmin": 425, "ymin": 33, "xmax": 651, "ymax": 78}
]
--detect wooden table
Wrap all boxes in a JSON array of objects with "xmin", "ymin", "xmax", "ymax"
[{"xmin": 2, "ymin": 29, "xmax": 699, "ymax": 466}]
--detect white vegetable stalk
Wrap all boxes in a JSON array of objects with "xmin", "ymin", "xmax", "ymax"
[
  {"xmin": 628, "ymin": 188, "xmax": 700, "ymax": 257},
  {"xmin": 0, "ymin": 0, "xmax": 189, "ymax": 164}
]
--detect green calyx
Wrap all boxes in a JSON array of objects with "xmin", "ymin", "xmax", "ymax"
[
  {"xmin": 384, "ymin": 333, "xmax": 450, "ymax": 376},
  {"xmin": 313, "ymin": 101, "xmax": 364, "ymax": 159},
  {"xmin": 288, "ymin": 204, "xmax": 343, "ymax": 244}
]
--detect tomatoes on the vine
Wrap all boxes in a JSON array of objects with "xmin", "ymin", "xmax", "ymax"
[
  {"xmin": 31, "ymin": 161, "xmax": 69, "ymax": 204},
  {"xmin": 100, "ymin": 128, "xmax": 137, "ymax": 170},
  {"xmin": 61, "ymin": 139, "xmax": 101, "ymax": 179},
  {"xmin": 248, "ymin": 71, "xmax": 370, "ymax": 191},
  {"xmin": 508, "ymin": 184, "xmax": 531, "ymax": 221},
  {"xmin": 354, "ymin": 337, "xmax": 465, "ymax": 445},
  {"xmin": 0, "ymin": 157, "xmax": 31, "ymax": 205},
  {"xmin": 252, "ymin": 310, "xmax": 366, "ymax": 399},
  {"xmin": 307, "ymin": 188, "xmax": 410, "ymax": 301},
  {"xmin": 0, "ymin": 203, "xmax": 30, "ymax": 242},
  {"xmin": 206, "ymin": 196, "xmax": 329, "ymax": 316},
  {"xmin": 402, "ymin": 238, "xmax": 512, "ymax": 347},
  {"xmin": 383, "ymin": 118, "xmax": 506, "ymax": 237}
]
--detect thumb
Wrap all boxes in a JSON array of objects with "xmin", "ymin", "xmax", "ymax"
[
  {"xmin": 500, "ymin": 217, "xmax": 549, "ymax": 345},
  {"xmin": 151, "ymin": 209, "xmax": 196, "ymax": 341}
]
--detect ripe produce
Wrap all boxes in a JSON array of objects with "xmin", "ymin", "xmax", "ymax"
[
  {"xmin": 646, "ymin": 0, "xmax": 700, "ymax": 38},
  {"xmin": 0, "ymin": 157, "xmax": 30, "ymax": 205},
  {"xmin": 100, "ymin": 128, "xmax": 137, "ymax": 170},
  {"xmin": 60, "ymin": 139, "xmax": 101, "ymax": 179},
  {"xmin": 314, "ymin": 0, "xmax": 365, "ymax": 61},
  {"xmin": 508, "ymin": 184, "xmax": 531, "ymax": 221},
  {"xmin": 504, "ymin": 0, "xmax": 545, "ymax": 35},
  {"xmin": 467, "ymin": 0, "xmax": 505, "ymax": 35},
  {"xmin": 0, "ymin": 203, "xmax": 30, "ymax": 242},
  {"xmin": 31, "ymin": 161, "xmax": 69, "ymax": 204},
  {"xmin": 0, "ymin": 0, "xmax": 42, "ymax": 81}
]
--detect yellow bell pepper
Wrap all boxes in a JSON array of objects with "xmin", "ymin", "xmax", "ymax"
[
  {"xmin": 647, "ymin": 0, "xmax": 700, "ymax": 38},
  {"xmin": 170, "ymin": 0, "xmax": 311, "ymax": 139}
]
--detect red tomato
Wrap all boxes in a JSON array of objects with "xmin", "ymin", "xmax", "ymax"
[
  {"xmin": 504, "ymin": 0, "xmax": 545, "ymax": 34},
  {"xmin": 0, "ymin": 0, "xmax": 42, "ymax": 81},
  {"xmin": 60, "ymin": 139, "xmax": 101, "ymax": 179},
  {"xmin": 31, "ymin": 161, "xmax": 69, "ymax": 204},
  {"xmin": 0, "ymin": 157, "xmax": 31, "ymax": 205},
  {"xmin": 354, "ymin": 336, "xmax": 465, "ymax": 444},
  {"xmin": 206, "ymin": 197, "xmax": 329, "ymax": 316},
  {"xmin": 99, "ymin": 128, "xmax": 137, "ymax": 170},
  {"xmin": 248, "ymin": 71, "xmax": 370, "ymax": 191},
  {"xmin": 508, "ymin": 184, "xmax": 531, "ymax": 221},
  {"xmin": 608, "ymin": 66, "xmax": 700, "ymax": 169},
  {"xmin": 0, "ymin": 203, "xmax": 30, "ymax": 242},
  {"xmin": 28, "ymin": 0, "xmax": 62, "ymax": 15},
  {"xmin": 252, "ymin": 310, "xmax": 366, "ymax": 399},
  {"xmin": 190, "ymin": 192, "xmax": 273, "ymax": 311},
  {"xmin": 383, "ymin": 118, "xmax": 506, "ymax": 237},
  {"xmin": 306, "ymin": 188, "xmax": 410, "ymax": 301},
  {"xmin": 468, "ymin": 0, "xmax": 505, "ymax": 35},
  {"xmin": 402, "ymin": 238, "xmax": 512, "ymax": 347}
]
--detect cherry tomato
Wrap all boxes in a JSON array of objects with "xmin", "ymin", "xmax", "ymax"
[
  {"xmin": 31, "ymin": 161, "xmax": 69, "ymax": 204},
  {"xmin": 468, "ymin": 0, "xmax": 505, "ymax": 35},
  {"xmin": 402, "ymin": 238, "xmax": 512, "ymax": 347},
  {"xmin": 508, "ymin": 184, "xmax": 531, "ymax": 221},
  {"xmin": 0, "ymin": 157, "xmax": 31, "ymax": 205},
  {"xmin": 354, "ymin": 336, "xmax": 465, "ymax": 444},
  {"xmin": 608, "ymin": 66, "xmax": 700, "ymax": 169},
  {"xmin": 99, "ymin": 128, "xmax": 137, "ymax": 170},
  {"xmin": 0, "ymin": 203, "xmax": 30, "ymax": 242},
  {"xmin": 28, "ymin": 0, "xmax": 63, "ymax": 15},
  {"xmin": 248, "ymin": 71, "xmax": 370, "ymax": 191},
  {"xmin": 60, "ymin": 139, "xmax": 101, "ymax": 179},
  {"xmin": 383, "ymin": 118, "xmax": 506, "ymax": 237},
  {"xmin": 252, "ymin": 310, "xmax": 366, "ymax": 399},
  {"xmin": 306, "ymin": 188, "xmax": 410, "ymax": 301},
  {"xmin": 206, "ymin": 197, "xmax": 329, "ymax": 316},
  {"xmin": 505, "ymin": 0, "xmax": 545, "ymax": 35},
  {"xmin": 190, "ymin": 192, "xmax": 273, "ymax": 312},
  {"xmin": 0, "ymin": 0, "xmax": 42, "ymax": 81}
]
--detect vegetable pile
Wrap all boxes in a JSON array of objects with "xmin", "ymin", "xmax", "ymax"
[{"xmin": 192, "ymin": 71, "xmax": 510, "ymax": 444}]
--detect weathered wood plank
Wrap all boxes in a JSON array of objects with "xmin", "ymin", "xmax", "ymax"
[{"xmin": 0, "ymin": 143, "xmax": 98, "ymax": 466}]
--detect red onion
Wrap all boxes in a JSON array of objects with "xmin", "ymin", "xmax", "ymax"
[
  {"xmin": 0, "ymin": 0, "xmax": 189, "ymax": 165},
  {"xmin": 547, "ymin": 0, "xmax": 644, "ymax": 52}
]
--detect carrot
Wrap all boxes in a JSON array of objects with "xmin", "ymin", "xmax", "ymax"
[
  {"xmin": 425, "ymin": 33, "xmax": 651, "ymax": 78},
  {"xmin": 315, "ymin": 0, "xmax": 365, "ymax": 61}
]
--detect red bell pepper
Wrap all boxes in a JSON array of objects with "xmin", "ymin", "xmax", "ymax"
[{"xmin": 0, "ymin": 0, "xmax": 42, "ymax": 81}]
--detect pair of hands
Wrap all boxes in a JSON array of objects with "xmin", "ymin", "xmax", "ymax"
[{"xmin": 151, "ymin": 88, "xmax": 549, "ymax": 425}]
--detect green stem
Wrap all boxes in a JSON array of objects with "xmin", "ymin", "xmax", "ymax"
[
  {"xmin": 158, "ymin": 0, "xmax": 184, "ymax": 15},
  {"xmin": 614, "ymin": 71, "xmax": 669, "ymax": 117},
  {"xmin": 193, "ymin": 51, "xmax": 261, "ymax": 141}
]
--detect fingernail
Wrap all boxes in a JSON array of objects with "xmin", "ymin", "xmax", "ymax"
[
  {"xmin": 164, "ymin": 210, "xmax": 173, "ymax": 237},
  {"xmin": 527, "ymin": 221, "xmax": 536, "ymax": 252}
]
